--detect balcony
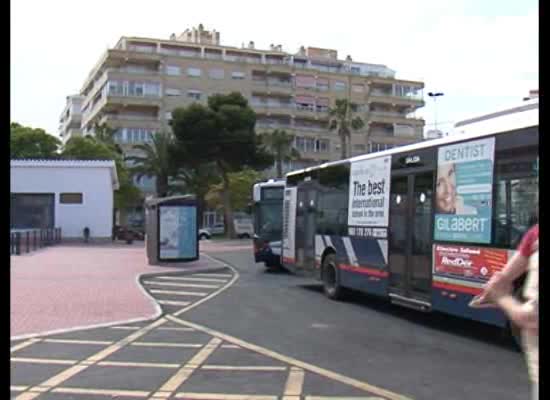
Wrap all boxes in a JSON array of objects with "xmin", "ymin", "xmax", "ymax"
[
  {"xmin": 252, "ymin": 80, "xmax": 293, "ymax": 96},
  {"xmin": 369, "ymin": 111, "xmax": 424, "ymax": 126}
]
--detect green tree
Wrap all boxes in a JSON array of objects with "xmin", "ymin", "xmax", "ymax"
[
  {"xmin": 125, "ymin": 131, "xmax": 176, "ymax": 197},
  {"xmin": 11, "ymin": 122, "xmax": 61, "ymax": 159},
  {"xmin": 171, "ymin": 92, "xmax": 273, "ymax": 238},
  {"xmin": 205, "ymin": 168, "xmax": 262, "ymax": 213},
  {"xmin": 262, "ymin": 129, "xmax": 300, "ymax": 178},
  {"xmin": 328, "ymin": 99, "xmax": 365, "ymax": 159},
  {"xmin": 62, "ymin": 136, "xmax": 141, "ymax": 210},
  {"xmin": 172, "ymin": 162, "xmax": 221, "ymax": 228}
]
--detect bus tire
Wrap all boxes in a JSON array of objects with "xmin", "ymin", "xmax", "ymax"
[{"xmin": 322, "ymin": 253, "xmax": 344, "ymax": 300}]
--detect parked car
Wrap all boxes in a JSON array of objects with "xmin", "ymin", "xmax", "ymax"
[
  {"xmin": 114, "ymin": 225, "xmax": 145, "ymax": 242},
  {"xmin": 198, "ymin": 228, "xmax": 212, "ymax": 240}
]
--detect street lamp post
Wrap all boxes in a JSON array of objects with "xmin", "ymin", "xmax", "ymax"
[{"xmin": 428, "ymin": 92, "xmax": 444, "ymax": 132}]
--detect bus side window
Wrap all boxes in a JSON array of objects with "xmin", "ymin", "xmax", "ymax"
[{"xmin": 493, "ymin": 144, "xmax": 538, "ymax": 248}]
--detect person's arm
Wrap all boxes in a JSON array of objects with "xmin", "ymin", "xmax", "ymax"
[
  {"xmin": 478, "ymin": 252, "xmax": 528, "ymax": 301},
  {"xmin": 495, "ymin": 295, "xmax": 538, "ymax": 331}
]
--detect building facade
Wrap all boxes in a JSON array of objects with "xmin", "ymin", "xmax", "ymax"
[
  {"xmin": 11, "ymin": 160, "xmax": 119, "ymax": 239},
  {"xmin": 71, "ymin": 25, "xmax": 425, "ymax": 175},
  {"xmin": 58, "ymin": 95, "xmax": 85, "ymax": 145}
]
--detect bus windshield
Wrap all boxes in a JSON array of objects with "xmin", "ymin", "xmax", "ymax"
[{"xmin": 257, "ymin": 202, "xmax": 283, "ymax": 241}]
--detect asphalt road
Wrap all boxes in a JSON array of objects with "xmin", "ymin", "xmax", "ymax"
[{"xmin": 194, "ymin": 240, "xmax": 530, "ymax": 400}]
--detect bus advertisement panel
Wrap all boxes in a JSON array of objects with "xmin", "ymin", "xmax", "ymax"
[
  {"xmin": 348, "ymin": 156, "xmax": 391, "ymax": 228},
  {"xmin": 434, "ymin": 137, "xmax": 495, "ymax": 244},
  {"xmin": 433, "ymin": 244, "xmax": 509, "ymax": 284},
  {"xmin": 282, "ymin": 187, "xmax": 297, "ymax": 264}
]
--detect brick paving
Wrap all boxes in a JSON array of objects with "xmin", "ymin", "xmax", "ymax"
[{"xmin": 11, "ymin": 243, "xmax": 218, "ymax": 338}]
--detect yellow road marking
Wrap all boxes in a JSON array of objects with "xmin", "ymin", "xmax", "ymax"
[
  {"xmin": 11, "ymin": 338, "xmax": 41, "ymax": 353},
  {"xmin": 11, "ymin": 386, "xmax": 28, "ymax": 392},
  {"xmin": 110, "ymin": 326, "xmax": 141, "ymax": 330},
  {"xmin": 132, "ymin": 342, "xmax": 204, "ymax": 348},
  {"xmin": 44, "ymin": 339, "xmax": 113, "ymax": 345},
  {"xmin": 52, "ymin": 387, "xmax": 150, "ymax": 397},
  {"xmin": 193, "ymin": 273, "xmax": 233, "ymax": 278},
  {"xmin": 98, "ymin": 361, "xmax": 180, "ymax": 368},
  {"xmin": 16, "ymin": 317, "xmax": 168, "ymax": 399},
  {"xmin": 174, "ymin": 394, "xmax": 277, "ymax": 400},
  {"xmin": 158, "ymin": 327, "xmax": 196, "ymax": 332},
  {"xmin": 284, "ymin": 367, "xmax": 305, "ymax": 395},
  {"xmin": 144, "ymin": 281, "xmax": 220, "ymax": 289},
  {"xmin": 153, "ymin": 337, "xmax": 222, "ymax": 395},
  {"xmin": 166, "ymin": 315, "xmax": 413, "ymax": 400},
  {"xmin": 11, "ymin": 357, "xmax": 77, "ymax": 365},
  {"xmin": 158, "ymin": 300, "xmax": 192, "ymax": 306},
  {"xmin": 156, "ymin": 276, "xmax": 228, "ymax": 283},
  {"xmin": 201, "ymin": 365, "xmax": 287, "ymax": 371},
  {"xmin": 150, "ymin": 289, "xmax": 207, "ymax": 297}
]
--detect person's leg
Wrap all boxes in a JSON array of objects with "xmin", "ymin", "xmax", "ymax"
[{"xmin": 522, "ymin": 331, "xmax": 538, "ymax": 399}]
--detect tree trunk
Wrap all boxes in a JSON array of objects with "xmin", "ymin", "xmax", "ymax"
[
  {"xmin": 340, "ymin": 132, "xmax": 347, "ymax": 159},
  {"xmin": 156, "ymin": 175, "xmax": 169, "ymax": 198},
  {"xmin": 220, "ymin": 167, "xmax": 236, "ymax": 239},
  {"xmin": 276, "ymin": 153, "xmax": 283, "ymax": 178}
]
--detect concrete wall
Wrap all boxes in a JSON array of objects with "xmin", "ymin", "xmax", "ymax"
[{"xmin": 11, "ymin": 166, "xmax": 114, "ymax": 239}]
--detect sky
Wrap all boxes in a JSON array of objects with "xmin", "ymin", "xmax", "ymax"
[{"xmin": 11, "ymin": 0, "xmax": 538, "ymax": 138}]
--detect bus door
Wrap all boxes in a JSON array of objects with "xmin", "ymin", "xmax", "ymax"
[
  {"xmin": 388, "ymin": 170, "xmax": 434, "ymax": 310},
  {"xmin": 295, "ymin": 181, "xmax": 317, "ymax": 272}
]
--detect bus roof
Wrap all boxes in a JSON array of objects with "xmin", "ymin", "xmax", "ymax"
[{"xmin": 286, "ymin": 108, "xmax": 538, "ymax": 179}]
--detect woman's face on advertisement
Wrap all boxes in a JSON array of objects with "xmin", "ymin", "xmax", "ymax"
[{"xmin": 436, "ymin": 163, "xmax": 456, "ymax": 213}]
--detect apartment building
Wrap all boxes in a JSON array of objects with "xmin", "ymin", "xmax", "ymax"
[
  {"xmin": 58, "ymin": 95, "xmax": 84, "ymax": 144},
  {"xmin": 73, "ymin": 24, "xmax": 425, "ymax": 177}
]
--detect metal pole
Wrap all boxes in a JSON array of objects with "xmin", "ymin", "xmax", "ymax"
[{"xmin": 15, "ymin": 233, "xmax": 21, "ymax": 255}]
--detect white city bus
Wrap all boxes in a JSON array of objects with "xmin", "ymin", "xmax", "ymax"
[
  {"xmin": 252, "ymin": 179, "xmax": 286, "ymax": 268},
  {"xmin": 282, "ymin": 109, "xmax": 538, "ymax": 340}
]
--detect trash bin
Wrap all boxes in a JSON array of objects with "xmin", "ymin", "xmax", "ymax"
[{"xmin": 145, "ymin": 195, "xmax": 199, "ymax": 265}]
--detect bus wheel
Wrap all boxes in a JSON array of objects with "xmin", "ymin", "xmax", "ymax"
[{"xmin": 322, "ymin": 253, "xmax": 343, "ymax": 300}]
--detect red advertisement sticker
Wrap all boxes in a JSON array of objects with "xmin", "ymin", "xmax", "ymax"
[{"xmin": 433, "ymin": 244, "xmax": 508, "ymax": 282}]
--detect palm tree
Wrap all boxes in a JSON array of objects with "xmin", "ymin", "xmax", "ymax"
[
  {"xmin": 328, "ymin": 99, "xmax": 365, "ymax": 159},
  {"xmin": 262, "ymin": 129, "xmax": 300, "ymax": 178},
  {"xmin": 92, "ymin": 122, "xmax": 123, "ymax": 155},
  {"xmin": 125, "ymin": 131, "xmax": 176, "ymax": 197}
]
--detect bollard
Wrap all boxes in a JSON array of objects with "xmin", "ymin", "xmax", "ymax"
[
  {"xmin": 15, "ymin": 232, "xmax": 21, "ymax": 255},
  {"xmin": 33, "ymin": 230, "xmax": 37, "ymax": 250},
  {"xmin": 26, "ymin": 231, "xmax": 30, "ymax": 253}
]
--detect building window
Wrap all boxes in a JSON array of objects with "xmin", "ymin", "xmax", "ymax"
[
  {"xmin": 352, "ymin": 84, "xmax": 364, "ymax": 93},
  {"xmin": 295, "ymin": 75, "xmax": 316, "ymax": 88},
  {"xmin": 317, "ymin": 139, "xmax": 330, "ymax": 153},
  {"xmin": 232, "ymin": 71, "xmax": 246, "ymax": 80},
  {"xmin": 187, "ymin": 67, "xmax": 202, "ymax": 77},
  {"xmin": 165, "ymin": 65, "xmax": 181, "ymax": 76},
  {"xmin": 209, "ymin": 68, "xmax": 225, "ymax": 79},
  {"xmin": 165, "ymin": 88, "xmax": 181, "ymax": 96},
  {"xmin": 144, "ymin": 82, "xmax": 161, "ymax": 97},
  {"xmin": 187, "ymin": 90, "xmax": 202, "ymax": 100},
  {"xmin": 316, "ymin": 78, "xmax": 329, "ymax": 91},
  {"xmin": 60, "ymin": 193, "xmax": 83, "ymax": 204},
  {"xmin": 334, "ymin": 81, "xmax": 347, "ymax": 91},
  {"xmin": 165, "ymin": 111, "xmax": 173, "ymax": 121}
]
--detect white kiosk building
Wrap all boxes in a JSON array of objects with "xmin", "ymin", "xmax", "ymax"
[{"xmin": 10, "ymin": 160, "xmax": 119, "ymax": 240}]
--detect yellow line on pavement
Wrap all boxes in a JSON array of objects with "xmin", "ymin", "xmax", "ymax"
[
  {"xmin": 165, "ymin": 315, "xmax": 414, "ymax": 400},
  {"xmin": 44, "ymin": 339, "xmax": 113, "ymax": 345},
  {"xmin": 15, "ymin": 317, "xmax": 168, "ymax": 400},
  {"xmin": 158, "ymin": 300, "xmax": 192, "ymax": 306},
  {"xmin": 110, "ymin": 326, "xmax": 141, "ymax": 330},
  {"xmin": 152, "ymin": 337, "xmax": 222, "ymax": 396},
  {"xmin": 131, "ymin": 342, "xmax": 204, "ymax": 348},
  {"xmin": 173, "ymin": 393, "xmax": 277, "ymax": 400},
  {"xmin": 284, "ymin": 367, "xmax": 305, "ymax": 395},
  {"xmin": 10, "ymin": 386, "xmax": 28, "ymax": 392},
  {"xmin": 156, "ymin": 276, "xmax": 228, "ymax": 283},
  {"xmin": 98, "ymin": 361, "xmax": 180, "ymax": 369},
  {"xmin": 52, "ymin": 387, "xmax": 150, "ymax": 397},
  {"xmin": 158, "ymin": 327, "xmax": 196, "ymax": 332},
  {"xmin": 201, "ymin": 365, "xmax": 287, "ymax": 371},
  {"xmin": 144, "ymin": 281, "xmax": 220, "ymax": 289},
  {"xmin": 150, "ymin": 289, "xmax": 208, "ymax": 297},
  {"xmin": 11, "ymin": 357, "xmax": 77, "ymax": 365},
  {"xmin": 193, "ymin": 273, "xmax": 233, "ymax": 278},
  {"xmin": 11, "ymin": 338, "xmax": 41, "ymax": 353}
]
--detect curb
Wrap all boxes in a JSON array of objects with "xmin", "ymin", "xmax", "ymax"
[{"xmin": 10, "ymin": 253, "xmax": 231, "ymax": 341}]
